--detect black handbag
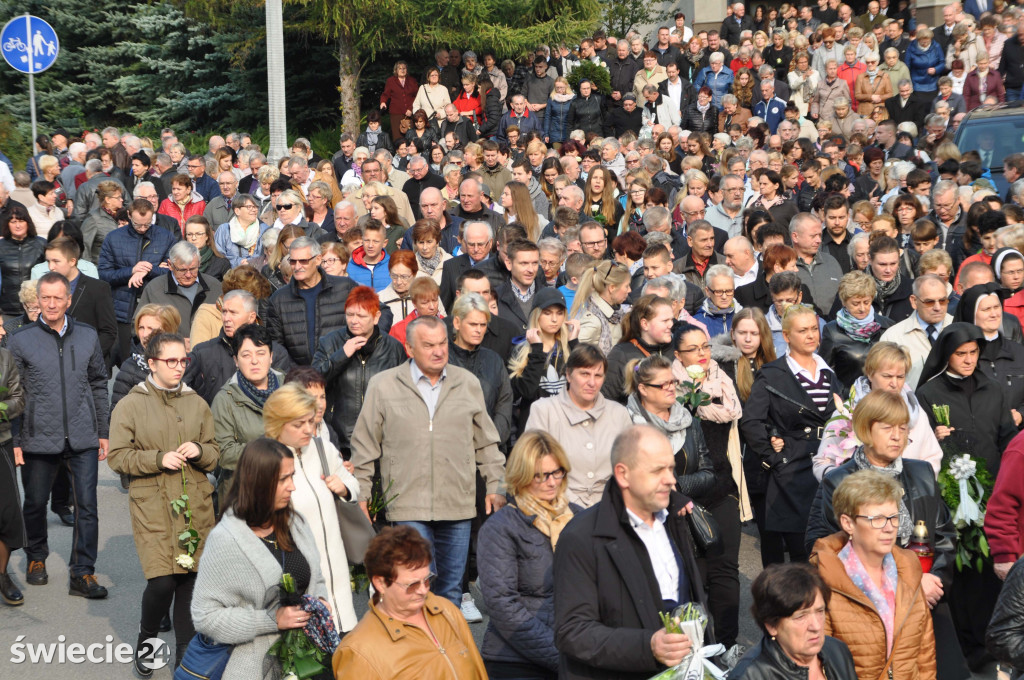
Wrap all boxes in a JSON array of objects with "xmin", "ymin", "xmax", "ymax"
[
  {"xmin": 313, "ymin": 437, "xmax": 376, "ymax": 565},
  {"xmin": 686, "ymin": 501, "xmax": 721, "ymax": 555}
]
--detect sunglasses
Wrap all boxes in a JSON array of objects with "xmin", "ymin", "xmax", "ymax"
[
  {"xmin": 393, "ymin": 572, "xmax": 436, "ymax": 594},
  {"xmin": 277, "ymin": 203, "xmax": 296, "ymax": 210},
  {"xmin": 290, "ymin": 256, "xmax": 318, "ymax": 266}
]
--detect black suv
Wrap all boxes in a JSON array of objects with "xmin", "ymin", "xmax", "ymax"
[{"xmin": 954, "ymin": 100, "xmax": 1024, "ymax": 198}]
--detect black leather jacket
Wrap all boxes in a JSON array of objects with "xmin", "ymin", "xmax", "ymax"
[
  {"xmin": 986, "ymin": 555, "xmax": 1024, "ymax": 668},
  {"xmin": 311, "ymin": 326, "xmax": 407, "ymax": 452},
  {"xmin": 804, "ymin": 455, "xmax": 957, "ymax": 588},
  {"xmin": 449, "ymin": 342, "xmax": 513, "ymax": 446},
  {"xmin": 566, "ymin": 94, "xmax": 604, "ymax": 136},
  {"xmin": 727, "ymin": 635, "xmax": 858, "ymax": 680},
  {"xmin": 818, "ymin": 316, "xmax": 894, "ymax": 388},
  {"xmin": 0, "ymin": 236, "xmax": 45, "ymax": 315}
]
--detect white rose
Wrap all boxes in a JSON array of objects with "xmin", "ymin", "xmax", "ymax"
[
  {"xmin": 685, "ymin": 364, "xmax": 705, "ymax": 381},
  {"xmin": 175, "ymin": 554, "xmax": 196, "ymax": 570}
]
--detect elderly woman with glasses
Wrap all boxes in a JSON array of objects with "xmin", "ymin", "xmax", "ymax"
[
  {"xmin": 477, "ymin": 431, "xmax": 578, "ymax": 679},
  {"xmin": 810, "ymin": 467, "xmax": 937, "ymax": 680},
  {"xmin": 334, "ymin": 526, "xmax": 487, "ymax": 679}
]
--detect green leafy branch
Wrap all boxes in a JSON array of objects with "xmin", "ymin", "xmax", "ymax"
[{"xmin": 267, "ymin": 574, "xmax": 328, "ymax": 679}]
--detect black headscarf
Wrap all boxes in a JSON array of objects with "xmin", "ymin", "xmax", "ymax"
[
  {"xmin": 952, "ymin": 282, "xmax": 1005, "ymax": 325},
  {"xmin": 916, "ymin": 322, "xmax": 986, "ymax": 387}
]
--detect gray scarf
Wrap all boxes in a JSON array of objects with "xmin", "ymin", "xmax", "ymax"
[{"xmin": 852, "ymin": 447, "xmax": 912, "ymax": 544}]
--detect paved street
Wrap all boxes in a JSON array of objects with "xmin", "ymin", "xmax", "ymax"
[{"xmin": 0, "ymin": 458, "xmax": 996, "ymax": 678}]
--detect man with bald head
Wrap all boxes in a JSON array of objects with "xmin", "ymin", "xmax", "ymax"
[
  {"xmin": 203, "ymin": 171, "xmax": 239, "ymax": 227},
  {"xmin": 723, "ymin": 236, "xmax": 759, "ymax": 286},
  {"xmin": 397, "ymin": 186, "xmax": 463, "ymax": 254},
  {"xmin": 455, "ymin": 177, "xmax": 502, "ymax": 232},
  {"xmin": 554, "ymin": 424, "xmax": 706, "ymax": 680},
  {"xmin": 204, "ymin": 135, "xmax": 226, "ymax": 165}
]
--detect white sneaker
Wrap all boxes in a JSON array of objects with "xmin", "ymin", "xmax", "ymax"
[{"xmin": 460, "ymin": 592, "xmax": 483, "ymax": 622}]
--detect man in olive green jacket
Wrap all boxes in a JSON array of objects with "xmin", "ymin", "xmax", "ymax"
[{"xmin": 350, "ymin": 315, "xmax": 506, "ymax": 606}]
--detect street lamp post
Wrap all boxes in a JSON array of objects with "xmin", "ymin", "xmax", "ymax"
[{"xmin": 265, "ymin": 0, "xmax": 287, "ymax": 161}]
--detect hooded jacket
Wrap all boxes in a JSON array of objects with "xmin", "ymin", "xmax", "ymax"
[{"xmin": 915, "ymin": 322, "xmax": 1018, "ymax": 474}]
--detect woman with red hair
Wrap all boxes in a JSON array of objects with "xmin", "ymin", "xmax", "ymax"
[{"xmin": 311, "ymin": 286, "xmax": 406, "ymax": 458}]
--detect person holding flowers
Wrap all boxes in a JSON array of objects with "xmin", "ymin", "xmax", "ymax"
[
  {"xmin": 915, "ymin": 321, "xmax": 1015, "ymax": 672},
  {"xmin": 107, "ymin": 332, "xmax": 219, "ymax": 675}
]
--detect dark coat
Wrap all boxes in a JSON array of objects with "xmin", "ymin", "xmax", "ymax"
[
  {"xmin": 553, "ymin": 480, "xmax": 707, "ymax": 680},
  {"xmin": 137, "ymin": 272, "xmax": 222, "ymax": 338},
  {"xmin": 111, "ymin": 342, "xmax": 147, "ymax": 411},
  {"xmin": 97, "ymin": 224, "xmax": 176, "ymax": 323},
  {"xmin": 953, "ymin": 282, "xmax": 1024, "ymax": 414},
  {"xmin": 311, "ymin": 326, "xmax": 406, "ymax": 452},
  {"xmin": 916, "ymin": 322, "xmax": 1018, "ymax": 474},
  {"xmin": 735, "ymin": 271, "xmax": 815, "ymax": 315},
  {"xmin": 986, "ymin": 554, "xmax": 1024, "ymax": 668},
  {"xmin": 0, "ymin": 236, "xmax": 46, "ymax": 316},
  {"xmin": 494, "ymin": 282, "xmax": 532, "ymax": 332},
  {"xmin": 566, "ymin": 94, "xmax": 604, "ymax": 137},
  {"xmin": 477, "ymin": 499, "xmax": 583, "ymax": 671},
  {"xmin": 265, "ymin": 269, "xmax": 357, "ymax": 366},
  {"xmin": 186, "ymin": 331, "xmax": 294, "ymax": 404},
  {"xmin": 818, "ymin": 315, "xmax": 894, "ymax": 387},
  {"xmin": 602, "ymin": 338, "xmax": 673, "ymax": 404},
  {"xmin": 438, "ymin": 254, "xmax": 476, "ymax": 311},
  {"xmin": 805, "ymin": 456, "xmax": 957, "ymax": 588},
  {"xmin": 739, "ymin": 357, "xmax": 842, "ymax": 532},
  {"xmin": 449, "ymin": 342, "xmax": 514, "ymax": 445},
  {"xmin": 9, "ymin": 315, "xmax": 109, "ymax": 453},
  {"xmin": 683, "ymin": 100, "xmax": 719, "ymax": 134},
  {"xmin": 69, "ymin": 273, "xmax": 118, "ymax": 362},
  {"xmin": 602, "ymin": 106, "xmax": 643, "ymax": 137},
  {"xmin": 727, "ymin": 635, "xmax": 857, "ymax": 680},
  {"xmin": 444, "ymin": 313, "xmax": 518, "ymax": 365},
  {"xmin": 479, "ymin": 88, "xmax": 504, "ymax": 138},
  {"xmin": 874, "ymin": 274, "xmax": 914, "ymax": 323}
]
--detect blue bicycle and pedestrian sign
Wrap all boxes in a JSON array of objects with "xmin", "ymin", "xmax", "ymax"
[{"xmin": 1, "ymin": 15, "xmax": 59, "ymax": 74}]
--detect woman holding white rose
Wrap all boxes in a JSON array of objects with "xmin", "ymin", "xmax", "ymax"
[
  {"xmin": 107, "ymin": 333, "xmax": 219, "ymax": 674},
  {"xmin": 674, "ymin": 322, "xmax": 747, "ymax": 655}
]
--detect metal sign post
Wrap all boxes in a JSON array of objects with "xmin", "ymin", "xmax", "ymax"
[{"xmin": 1, "ymin": 14, "xmax": 60, "ymax": 145}]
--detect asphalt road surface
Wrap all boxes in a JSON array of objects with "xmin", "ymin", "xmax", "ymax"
[{"xmin": 0, "ymin": 459, "xmax": 997, "ymax": 679}]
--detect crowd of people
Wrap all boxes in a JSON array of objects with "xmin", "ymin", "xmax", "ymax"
[{"xmin": 5, "ymin": 0, "xmax": 1024, "ymax": 678}]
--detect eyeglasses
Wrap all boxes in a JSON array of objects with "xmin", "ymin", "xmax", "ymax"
[
  {"xmin": 916, "ymin": 296, "xmax": 949, "ymax": 306},
  {"xmin": 172, "ymin": 265, "xmax": 200, "ymax": 274},
  {"xmin": 321, "ymin": 257, "xmax": 341, "ymax": 266},
  {"xmin": 708, "ymin": 288, "xmax": 735, "ymax": 296},
  {"xmin": 239, "ymin": 204, "xmax": 259, "ymax": 211},
  {"xmin": 291, "ymin": 256, "xmax": 318, "ymax": 266},
  {"xmin": 678, "ymin": 343, "xmax": 712, "ymax": 354},
  {"xmin": 532, "ymin": 468, "xmax": 567, "ymax": 483},
  {"xmin": 854, "ymin": 513, "xmax": 900, "ymax": 529},
  {"xmin": 277, "ymin": 203, "xmax": 296, "ymax": 211},
  {"xmin": 392, "ymin": 273, "xmax": 413, "ymax": 282},
  {"xmin": 581, "ymin": 239, "xmax": 606, "ymax": 249},
  {"xmin": 151, "ymin": 357, "xmax": 192, "ymax": 369},
  {"xmin": 393, "ymin": 572, "xmax": 436, "ymax": 594},
  {"xmin": 643, "ymin": 380, "xmax": 679, "ymax": 391}
]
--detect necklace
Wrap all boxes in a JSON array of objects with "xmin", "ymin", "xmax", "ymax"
[{"xmin": 259, "ymin": 533, "xmax": 278, "ymax": 549}]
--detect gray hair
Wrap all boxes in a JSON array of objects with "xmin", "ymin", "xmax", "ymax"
[
  {"xmin": 758, "ymin": 65, "xmax": 775, "ymax": 80},
  {"xmin": 602, "ymin": 138, "xmax": 621, "ymax": 152},
  {"xmin": 288, "ymin": 155, "xmax": 308, "ymax": 169},
  {"xmin": 133, "ymin": 182, "xmax": 156, "ymax": 198},
  {"xmin": 85, "ymin": 159, "xmax": 103, "ymax": 173},
  {"xmin": 289, "ymin": 236, "xmax": 322, "ymax": 256},
  {"xmin": 233, "ymin": 193, "xmax": 258, "ymax": 210},
  {"xmin": 373, "ymin": 149, "xmax": 393, "ymax": 164},
  {"xmin": 537, "ymin": 237, "xmax": 567, "ymax": 259},
  {"xmin": 897, "ymin": 78, "xmax": 911, "ymax": 89},
  {"xmin": 710, "ymin": 52, "xmax": 725, "ymax": 64},
  {"xmin": 705, "ymin": 264, "xmax": 734, "ymax": 287},
  {"xmin": 846, "ymin": 232, "xmax": 870, "ymax": 262},
  {"xmin": 169, "ymin": 241, "xmax": 200, "ymax": 265},
  {"xmin": 913, "ymin": 273, "xmax": 946, "ymax": 298},
  {"xmin": 450, "ymin": 292, "xmax": 491, "ymax": 321},
  {"xmin": 1012, "ymin": 178, "xmax": 1024, "ymax": 202},
  {"xmin": 408, "ymin": 156, "xmax": 428, "ymax": 170},
  {"xmin": 642, "ymin": 206, "xmax": 672, "ymax": 232},
  {"xmin": 406, "ymin": 315, "xmax": 447, "ymax": 347},
  {"xmin": 721, "ymin": 94, "xmax": 738, "ymax": 106},
  {"xmin": 561, "ymin": 184, "xmax": 584, "ymax": 205},
  {"xmin": 790, "ymin": 212, "xmax": 821, "ymax": 236},
  {"xmin": 307, "ymin": 180, "xmax": 332, "ymax": 199},
  {"xmin": 68, "ymin": 141, "xmax": 86, "ymax": 157},
  {"xmin": 643, "ymin": 273, "xmax": 687, "ymax": 301},
  {"xmin": 644, "ymin": 231, "xmax": 672, "ymax": 247},
  {"xmin": 222, "ymin": 289, "xmax": 257, "ymax": 314},
  {"xmin": 933, "ymin": 179, "xmax": 959, "ymax": 201},
  {"xmin": 462, "ymin": 219, "xmax": 495, "ymax": 241}
]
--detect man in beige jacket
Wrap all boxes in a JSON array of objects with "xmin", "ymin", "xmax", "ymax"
[{"xmin": 350, "ymin": 315, "xmax": 506, "ymax": 608}]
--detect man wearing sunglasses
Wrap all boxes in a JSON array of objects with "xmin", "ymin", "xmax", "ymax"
[{"xmin": 138, "ymin": 241, "xmax": 222, "ymax": 338}]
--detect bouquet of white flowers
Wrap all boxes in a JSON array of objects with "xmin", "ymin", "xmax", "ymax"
[{"xmin": 648, "ymin": 603, "xmax": 726, "ymax": 680}]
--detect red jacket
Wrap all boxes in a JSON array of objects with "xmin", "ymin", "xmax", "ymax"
[
  {"xmin": 837, "ymin": 61, "xmax": 866, "ymax": 102},
  {"xmin": 380, "ymin": 75, "xmax": 419, "ymax": 115},
  {"xmin": 1005, "ymin": 289, "xmax": 1024, "ymax": 329},
  {"xmin": 985, "ymin": 429, "xmax": 1024, "ymax": 564},
  {"xmin": 158, "ymin": 196, "xmax": 206, "ymax": 233},
  {"xmin": 453, "ymin": 91, "xmax": 482, "ymax": 120}
]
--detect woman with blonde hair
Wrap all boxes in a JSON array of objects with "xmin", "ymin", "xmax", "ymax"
[
  {"xmin": 569, "ymin": 260, "xmax": 632, "ymax": 355},
  {"xmin": 499, "ymin": 181, "xmax": 547, "ymax": 242},
  {"xmin": 263, "ymin": 383, "xmax": 360, "ymax": 634},
  {"xmin": 111, "ymin": 304, "xmax": 183, "ymax": 410},
  {"xmin": 252, "ymin": 164, "xmax": 280, "ymax": 212},
  {"xmin": 477, "ymin": 430, "xmax": 577, "ymax": 677},
  {"xmin": 262, "ymin": 224, "xmax": 305, "ymax": 290}
]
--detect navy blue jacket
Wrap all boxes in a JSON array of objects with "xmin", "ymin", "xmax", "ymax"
[
  {"xmin": 191, "ymin": 173, "xmax": 221, "ymax": 203},
  {"xmin": 98, "ymin": 224, "xmax": 175, "ymax": 323}
]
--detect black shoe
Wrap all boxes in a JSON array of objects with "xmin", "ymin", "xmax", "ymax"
[
  {"xmin": 26, "ymin": 560, "xmax": 47, "ymax": 586},
  {"xmin": 134, "ymin": 633, "xmax": 154, "ymax": 678},
  {"xmin": 69, "ymin": 574, "xmax": 107, "ymax": 599},
  {"xmin": 0, "ymin": 572, "xmax": 23, "ymax": 605},
  {"xmin": 158, "ymin": 613, "xmax": 171, "ymax": 632},
  {"xmin": 58, "ymin": 511, "xmax": 75, "ymax": 527}
]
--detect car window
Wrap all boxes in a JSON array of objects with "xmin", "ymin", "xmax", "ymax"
[{"xmin": 955, "ymin": 119, "xmax": 1024, "ymax": 170}]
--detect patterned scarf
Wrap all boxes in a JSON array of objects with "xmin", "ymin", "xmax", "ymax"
[
  {"xmin": 513, "ymin": 493, "xmax": 574, "ymax": 550},
  {"xmin": 852, "ymin": 447, "xmax": 912, "ymax": 545},
  {"xmin": 874, "ymin": 268, "xmax": 902, "ymax": 302},
  {"xmin": 836, "ymin": 307, "xmax": 881, "ymax": 343},
  {"xmin": 236, "ymin": 369, "xmax": 279, "ymax": 409},
  {"xmin": 584, "ymin": 296, "xmax": 624, "ymax": 356},
  {"xmin": 416, "ymin": 249, "xmax": 443, "ymax": 277},
  {"xmin": 838, "ymin": 540, "xmax": 898, "ymax": 655}
]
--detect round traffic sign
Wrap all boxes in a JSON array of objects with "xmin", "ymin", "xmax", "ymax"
[{"xmin": 1, "ymin": 15, "xmax": 59, "ymax": 74}]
